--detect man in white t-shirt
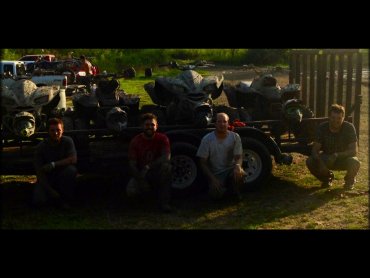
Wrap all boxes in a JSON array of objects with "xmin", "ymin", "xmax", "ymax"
[{"xmin": 196, "ymin": 113, "xmax": 246, "ymax": 200}]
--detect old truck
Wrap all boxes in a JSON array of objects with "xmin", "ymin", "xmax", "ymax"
[{"xmin": 0, "ymin": 61, "xmax": 68, "ymax": 88}]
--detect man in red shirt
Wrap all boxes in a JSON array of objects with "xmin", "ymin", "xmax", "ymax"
[{"xmin": 127, "ymin": 113, "xmax": 173, "ymax": 212}]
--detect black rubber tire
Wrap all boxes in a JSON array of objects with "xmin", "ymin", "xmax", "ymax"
[
  {"xmin": 170, "ymin": 142, "xmax": 205, "ymax": 197},
  {"xmin": 242, "ymin": 137, "xmax": 272, "ymax": 192},
  {"xmin": 123, "ymin": 67, "xmax": 136, "ymax": 78},
  {"xmin": 145, "ymin": 68, "xmax": 152, "ymax": 77}
]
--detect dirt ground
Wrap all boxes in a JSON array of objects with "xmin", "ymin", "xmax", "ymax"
[{"xmin": 207, "ymin": 65, "xmax": 289, "ymax": 82}]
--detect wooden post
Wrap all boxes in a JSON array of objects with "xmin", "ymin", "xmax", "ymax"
[
  {"xmin": 295, "ymin": 54, "xmax": 301, "ymax": 85},
  {"xmin": 354, "ymin": 52, "xmax": 363, "ymax": 140},
  {"xmin": 289, "ymin": 53, "xmax": 295, "ymax": 83},
  {"xmin": 316, "ymin": 54, "xmax": 323, "ymax": 116},
  {"xmin": 301, "ymin": 54, "xmax": 308, "ymax": 105},
  {"xmin": 345, "ymin": 53, "xmax": 353, "ymax": 115},
  {"xmin": 337, "ymin": 54, "xmax": 344, "ymax": 105},
  {"xmin": 328, "ymin": 54, "xmax": 336, "ymax": 110},
  {"xmin": 321, "ymin": 53, "xmax": 328, "ymax": 116},
  {"xmin": 309, "ymin": 54, "xmax": 316, "ymax": 111}
]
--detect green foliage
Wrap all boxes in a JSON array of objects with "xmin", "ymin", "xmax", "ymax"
[
  {"xmin": 244, "ymin": 49, "xmax": 290, "ymax": 66},
  {"xmin": 1, "ymin": 49, "xmax": 19, "ymax": 60},
  {"xmin": 2, "ymin": 49, "xmax": 290, "ymax": 72}
]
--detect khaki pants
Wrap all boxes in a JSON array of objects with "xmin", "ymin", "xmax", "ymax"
[{"xmin": 208, "ymin": 167, "xmax": 246, "ymax": 200}]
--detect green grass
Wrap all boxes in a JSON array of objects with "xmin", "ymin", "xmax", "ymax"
[
  {"xmin": 118, "ymin": 68, "xmax": 209, "ymax": 107},
  {"xmin": 2, "ymin": 149, "xmax": 368, "ymax": 229},
  {"xmin": 66, "ymin": 68, "xmax": 210, "ymax": 108}
]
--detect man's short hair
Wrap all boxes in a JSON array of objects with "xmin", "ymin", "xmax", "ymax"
[
  {"xmin": 330, "ymin": 104, "xmax": 345, "ymax": 116},
  {"xmin": 48, "ymin": 118, "xmax": 64, "ymax": 129},
  {"xmin": 80, "ymin": 55, "xmax": 86, "ymax": 60},
  {"xmin": 141, "ymin": 113, "xmax": 157, "ymax": 124}
]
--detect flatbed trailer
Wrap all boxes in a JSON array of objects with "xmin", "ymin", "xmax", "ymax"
[{"xmin": 1, "ymin": 116, "xmax": 333, "ymax": 195}]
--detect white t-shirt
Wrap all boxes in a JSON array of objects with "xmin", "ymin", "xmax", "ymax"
[{"xmin": 196, "ymin": 131, "xmax": 243, "ymax": 175}]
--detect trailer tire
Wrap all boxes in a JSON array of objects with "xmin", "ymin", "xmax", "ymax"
[
  {"xmin": 170, "ymin": 142, "xmax": 204, "ymax": 197},
  {"xmin": 242, "ymin": 137, "xmax": 272, "ymax": 191}
]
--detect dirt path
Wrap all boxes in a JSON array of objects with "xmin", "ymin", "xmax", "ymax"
[{"xmin": 206, "ymin": 65, "xmax": 290, "ymax": 84}]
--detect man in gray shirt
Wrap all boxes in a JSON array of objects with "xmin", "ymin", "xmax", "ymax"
[
  {"xmin": 306, "ymin": 104, "xmax": 360, "ymax": 190},
  {"xmin": 196, "ymin": 113, "xmax": 246, "ymax": 200}
]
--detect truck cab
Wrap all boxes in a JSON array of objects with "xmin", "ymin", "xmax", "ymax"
[
  {"xmin": 0, "ymin": 60, "xmax": 27, "ymax": 76},
  {"xmin": 1, "ymin": 60, "xmax": 68, "ymax": 89}
]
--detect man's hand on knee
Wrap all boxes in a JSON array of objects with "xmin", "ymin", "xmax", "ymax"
[
  {"xmin": 41, "ymin": 162, "xmax": 55, "ymax": 173},
  {"xmin": 234, "ymin": 164, "xmax": 245, "ymax": 177}
]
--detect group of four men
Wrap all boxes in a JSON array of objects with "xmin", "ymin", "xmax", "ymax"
[{"xmin": 33, "ymin": 104, "xmax": 360, "ymax": 212}]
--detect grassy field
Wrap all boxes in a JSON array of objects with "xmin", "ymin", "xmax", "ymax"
[{"xmin": 1, "ymin": 65, "xmax": 368, "ymax": 229}]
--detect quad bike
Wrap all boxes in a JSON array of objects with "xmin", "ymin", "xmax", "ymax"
[
  {"xmin": 68, "ymin": 73, "xmax": 139, "ymax": 141},
  {"xmin": 143, "ymin": 70, "xmax": 224, "ymax": 127},
  {"xmin": 1, "ymin": 77, "xmax": 66, "ymax": 140},
  {"xmin": 224, "ymin": 73, "xmax": 315, "ymax": 142}
]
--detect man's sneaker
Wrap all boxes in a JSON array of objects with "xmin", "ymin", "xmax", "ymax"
[
  {"xmin": 321, "ymin": 171, "xmax": 334, "ymax": 188},
  {"xmin": 344, "ymin": 182, "xmax": 355, "ymax": 190},
  {"xmin": 321, "ymin": 181, "xmax": 333, "ymax": 188}
]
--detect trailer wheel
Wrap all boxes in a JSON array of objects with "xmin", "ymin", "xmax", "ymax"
[
  {"xmin": 242, "ymin": 137, "xmax": 272, "ymax": 191},
  {"xmin": 170, "ymin": 142, "xmax": 204, "ymax": 196}
]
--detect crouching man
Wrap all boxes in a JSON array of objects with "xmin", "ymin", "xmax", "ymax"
[
  {"xmin": 33, "ymin": 118, "xmax": 78, "ymax": 209},
  {"xmin": 306, "ymin": 104, "xmax": 360, "ymax": 189},
  {"xmin": 197, "ymin": 113, "xmax": 246, "ymax": 201},
  {"xmin": 127, "ymin": 113, "xmax": 173, "ymax": 213}
]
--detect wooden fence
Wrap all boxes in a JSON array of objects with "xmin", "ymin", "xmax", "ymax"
[{"xmin": 289, "ymin": 49, "xmax": 363, "ymax": 138}]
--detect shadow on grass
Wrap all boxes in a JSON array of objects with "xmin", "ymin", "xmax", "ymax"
[{"xmin": 1, "ymin": 174, "xmax": 364, "ymax": 229}]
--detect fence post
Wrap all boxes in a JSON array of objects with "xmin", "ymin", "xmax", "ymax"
[
  {"xmin": 328, "ymin": 54, "xmax": 336, "ymax": 109},
  {"xmin": 345, "ymin": 53, "xmax": 353, "ymax": 115},
  {"xmin": 337, "ymin": 54, "xmax": 344, "ymax": 105},
  {"xmin": 301, "ymin": 54, "xmax": 308, "ymax": 105},
  {"xmin": 309, "ymin": 54, "xmax": 316, "ymax": 111},
  {"xmin": 354, "ymin": 52, "xmax": 363, "ymax": 143}
]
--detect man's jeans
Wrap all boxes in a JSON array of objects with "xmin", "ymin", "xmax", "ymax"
[{"xmin": 306, "ymin": 154, "xmax": 360, "ymax": 184}]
